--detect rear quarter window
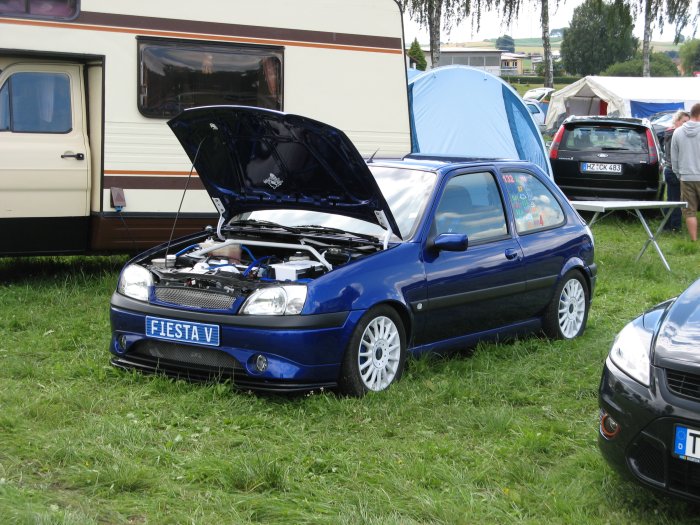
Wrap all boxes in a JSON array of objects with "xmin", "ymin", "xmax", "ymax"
[
  {"xmin": 501, "ymin": 171, "xmax": 565, "ymax": 234},
  {"xmin": 562, "ymin": 125, "xmax": 648, "ymax": 153}
]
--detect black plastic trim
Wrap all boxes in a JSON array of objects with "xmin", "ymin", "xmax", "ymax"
[
  {"xmin": 111, "ymin": 292, "xmax": 349, "ymax": 329},
  {"xmin": 413, "ymin": 281, "xmax": 528, "ymax": 313},
  {"xmin": 111, "ymin": 355, "xmax": 336, "ymax": 393}
]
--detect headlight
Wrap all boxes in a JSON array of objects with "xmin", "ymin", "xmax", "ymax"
[
  {"xmin": 609, "ymin": 322, "xmax": 651, "ymax": 386},
  {"xmin": 117, "ymin": 264, "xmax": 154, "ymax": 302},
  {"xmin": 240, "ymin": 285, "xmax": 307, "ymax": 315}
]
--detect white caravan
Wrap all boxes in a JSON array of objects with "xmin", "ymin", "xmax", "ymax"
[{"xmin": 0, "ymin": 0, "xmax": 410, "ymax": 254}]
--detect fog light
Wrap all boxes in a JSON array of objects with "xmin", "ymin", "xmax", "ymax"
[
  {"xmin": 255, "ymin": 354, "xmax": 268, "ymax": 372},
  {"xmin": 117, "ymin": 334, "xmax": 128, "ymax": 351},
  {"xmin": 600, "ymin": 411, "xmax": 621, "ymax": 439}
]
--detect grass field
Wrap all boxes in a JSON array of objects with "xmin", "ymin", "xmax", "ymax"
[{"xmin": 1, "ymin": 218, "xmax": 700, "ymax": 524}]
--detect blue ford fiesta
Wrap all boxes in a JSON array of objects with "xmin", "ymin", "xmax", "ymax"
[{"xmin": 109, "ymin": 106, "xmax": 596, "ymax": 396}]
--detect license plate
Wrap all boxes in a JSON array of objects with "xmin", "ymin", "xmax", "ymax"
[
  {"xmin": 146, "ymin": 316, "xmax": 220, "ymax": 347},
  {"xmin": 673, "ymin": 425, "xmax": 700, "ymax": 463},
  {"xmin": 581, "ymin": 162, "xmax": 622, "ymax": 173}
]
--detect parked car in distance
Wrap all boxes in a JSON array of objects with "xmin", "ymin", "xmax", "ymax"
[
  {"xmin": 523, "ymin": 98, "xmax": 546, "ymax": 132},
  {"xmin": 523, "ymin": 87, "xmax": 554, "ymax": 102},
  {"xmin": 599, "ymin": 278, "xmax": 700, "ymax": 503},
  {"xmin": 549, "ymin": 116, "xmax": 662, "ymax": 201},
  {"xmin": 109, "ymin": 106, "xmax": 596, "ymax": 396},
  {"xmin": 649, "ymin": 110, "xmax": 679, "ymax": 153}
]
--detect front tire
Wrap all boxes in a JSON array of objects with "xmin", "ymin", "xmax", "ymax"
[
  {"xmin": 543, "ymin": 270, "xmax": 589, "ymax": 339},
  {"xmin": 338, "ymin": 306, "xmax": 406, "ymax": 397}
]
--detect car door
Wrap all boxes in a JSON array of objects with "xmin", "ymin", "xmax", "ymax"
[
  {"xmin": 0, "ymin": 63, "xmax": 90, "ymax": 253},
  {"xmin": 418, "ymin": 170, "xmax": 528, "ymax": 347},
  {"xmin": 498, "ymin": 169, "xmax": 573, "ymax": 317}
]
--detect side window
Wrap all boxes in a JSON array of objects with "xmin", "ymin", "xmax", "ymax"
[
  {"xmin": 434, "ymin": 171, "xmax": 508, "ymax": 243},
  {"xmin": 0, "ymin": 0, "xmax": 78, "ymax": 19},
  {"xmin": 3, "ymin": 72, "xmax": 72, "ymax": 133},
  {"xmin": 501, "ymin": 172, "xmax": 565, "ymax": 234},
  {"xmin": 138, "ymin": 39, "xmax": 283, "ymax": 118}
]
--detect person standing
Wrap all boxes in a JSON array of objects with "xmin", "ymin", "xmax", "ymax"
[
  {"xmin": 662, "ymin": 110, "xmax": 690, "ymax": 232},
  {"xmin": 671, "ymin": 103, "xmax": 700, "ymax": 241}
]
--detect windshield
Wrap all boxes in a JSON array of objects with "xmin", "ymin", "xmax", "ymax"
[
  {"xmin": 244, "ymin": 166, "xmax": 437, "ymax": 240},
  {"xmin": 562, "ymin": 125, "xmax": 648, "ymax": 152}
]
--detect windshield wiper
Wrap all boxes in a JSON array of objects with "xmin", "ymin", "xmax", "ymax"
[
  {"xmin": 601, "ymin": 146, "xmax": 629, "ymax": 151},
  {"xmin": 228, "ymin": 219, "xmax": 300, "ymax": 234},
  {"xmin": 296, "ymin": 224, "xmax": 381, "ymax": 243}
]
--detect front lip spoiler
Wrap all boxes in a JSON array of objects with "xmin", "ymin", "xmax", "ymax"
[{"xmin": 110, "ymin": 355, "xmax": 337, "ymax": 394}]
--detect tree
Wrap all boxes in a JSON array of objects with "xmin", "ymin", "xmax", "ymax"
[
  {"xmin": 400, "ymin": 0, "xmax": 467, "ymax": 69},
  {"xmin": 535, "ymin": 59, "xmax": 565, "ymax": 77},
  {"xmin": 679, "ymin": 39, "xmax": 700, "ymax": 75},
  {"xmin": 495, "ymin": 34, "xmax": 515, "ymax": 52},
  {"xmin": 601, "ymin": 51, "xmax": 679, "ymax": 76},
  {"xmin": 560, "ymin": 0, "xmax": 637, "ymax": 76},
  {"xmin": 476, "ymin": 0, "xmax": 558, "ymax": 87},
  {"xmin": 407, "ymin": 38, "xmax": 428, "ymax": 70},
  {"xmin": 636, "ymin": 0, "xmax": 693, "ymax": 77}
]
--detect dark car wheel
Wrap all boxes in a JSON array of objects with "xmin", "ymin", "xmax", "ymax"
[
  {"xmin": 338, "ymin": 305, "xmax": 406, "ymax": 397},
  {"xmin": 543, "ymin": 270, "xmax": 589, "ymax": 339}
]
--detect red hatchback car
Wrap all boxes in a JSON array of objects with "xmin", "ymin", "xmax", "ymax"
[{"xmin": 549, "ymin": 116, "xmax": 662, "ymax": 201}]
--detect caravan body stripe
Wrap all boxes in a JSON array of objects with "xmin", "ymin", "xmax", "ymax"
[{"xmin": 0, "ymin": 11, "xmax": 403, "ymax": 54}]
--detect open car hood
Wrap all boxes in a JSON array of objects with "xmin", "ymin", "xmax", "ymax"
[{"xmin": 168, "ymin": 106, "xmax": 401, "ymax": 238}]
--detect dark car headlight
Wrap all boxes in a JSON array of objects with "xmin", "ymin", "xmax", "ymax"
[
  {"xmin": 117, "ymin": 264, "xmax": 154, "ymax": 302},
  {"xmin": 240, "ymin": 285, "xmax": 307, "ymax": 315},
  {"xmin": 609, "ymin": 322, "xmax": 652, "ymax": 387}
]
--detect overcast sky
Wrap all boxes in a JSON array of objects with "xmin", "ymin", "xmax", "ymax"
[{"xmin": 403, "ymin": 1, "xmax": 697, "ymax": 44}]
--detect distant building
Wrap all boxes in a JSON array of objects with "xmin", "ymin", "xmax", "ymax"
[
  {"xmin": 422, "ymin": 47, "xmax": 502, "ymax": 76},
  {"xmin": 500, "ymin": 52, "xmax": 530, "ymax": 76}
]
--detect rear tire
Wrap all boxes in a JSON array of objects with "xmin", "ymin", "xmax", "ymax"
[
  {"xmin": 543, "ymin": 270, "xmax": 589, "ymax": 339},
  {"xmin": 338, "ymin": 305, "xmax": 406, "ymax": 397}
]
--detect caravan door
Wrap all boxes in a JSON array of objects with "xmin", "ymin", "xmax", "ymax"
[{"xmin": 0, "ymin": 63, "xmax": 90, "ymax": 254}]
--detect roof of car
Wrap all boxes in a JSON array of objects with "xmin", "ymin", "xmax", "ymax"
[
  {"xmin": 371, "ymin": 155, "xmax": 535, "ymax": 173},
  {"xmin": 563, "ymin": 115, "xmax": 651, "ymax": 128}
]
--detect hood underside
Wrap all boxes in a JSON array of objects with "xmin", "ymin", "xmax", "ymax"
[{"xmin": 168, "ymin": 106, "xmax": 401, "ymax": 238}]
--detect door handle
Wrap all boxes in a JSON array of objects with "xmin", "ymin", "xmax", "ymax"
[
  {"xmin": 505, "ymin": 248, "xmax": 520, "ymax": 260},
  {"xmin": 61, "ymin": 152, "xmax": 85, "ymax": 160}
]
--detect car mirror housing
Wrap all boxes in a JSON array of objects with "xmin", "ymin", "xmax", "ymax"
[{"xmin": 432, "ymin": 233, "xmax": 469, "ymax": 252}]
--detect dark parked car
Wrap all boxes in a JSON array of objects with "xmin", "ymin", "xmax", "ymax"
[
  {"xmin": 109, "ymin": 106, "xmax": 596, "ymax": 396},
  {"xmin": 549, "ymin": 116, "xmax": 662, "ymax": 200},
  {"xmin": 599, "ymin": 278, "xmax": 700, "ymax": 503}
]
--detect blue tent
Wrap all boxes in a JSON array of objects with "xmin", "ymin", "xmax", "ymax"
[{"xmin": 408, "ymin": 66, "xmax": 552, "ymax": 177}]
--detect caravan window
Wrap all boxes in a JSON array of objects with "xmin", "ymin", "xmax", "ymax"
[
  {"xmin": 0, "ymin": 72, "xmax": 72, "ymax": 133},
  {"xmin": 0, "ymin": 0, "xmax": 78, "ymax": 19},
  {"xmin": 138, "ymin": 39, "xmax": 283, "ymax": 119}
]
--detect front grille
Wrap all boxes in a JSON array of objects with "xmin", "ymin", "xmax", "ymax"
[
  {"xmin": 669, "ymin": 456, "xmax": 700, "ymax": 496},
  {"xmin": 154, "ymin": 286, "xmax": 236, "ymax": 310},
  {"xmin": 666, "ymin": 369, "xmax": 700, "ymax": 402},
  {"xmin": 132, "ymin": 340, "xmax": 242, "ymax": 369},
  {"xmin": 628, "ymin": 435, "xmax": 665, "ymax": 484}
]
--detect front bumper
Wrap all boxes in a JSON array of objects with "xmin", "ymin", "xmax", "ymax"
[
  {"xmin": 598, "ymin": 358, "xmax": 700, "ymax": 503},
  {"xmin": 110, "ymin": 293, "xmax": 361, "ymax": 392}
]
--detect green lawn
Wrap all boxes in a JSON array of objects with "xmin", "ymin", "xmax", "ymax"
[{"xmin": 1, "ymin": 219, "xmax": 700, "ymax": 524}]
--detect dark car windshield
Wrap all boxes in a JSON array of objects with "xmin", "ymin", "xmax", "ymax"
[
  {"xmin": 244, "ymin": 166, "xmax": 437, "ymax": 241},
  {"xmin": 562, "ymin": 125, "xmax": 648, "ymax": 152}
]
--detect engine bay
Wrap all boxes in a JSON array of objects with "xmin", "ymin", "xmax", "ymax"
[{"xmin": 141, "ymin": 232, "xmax": 382, "ymax": 298}]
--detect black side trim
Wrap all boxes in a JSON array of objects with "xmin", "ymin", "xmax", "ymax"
[
  {"xmin": 528, "ymin": 275, "xmax": 558, "ymax": 290},
  {"xmin": 111, "ymin": 292, "xmax": 349, "ymax": 329},
  {"xmin": 0, "ymin": 216, "xmax": 89, "ymax": 255},
  {"xmin": 413, "ymin": 281, "xmax": 527, "ymax": 313}
]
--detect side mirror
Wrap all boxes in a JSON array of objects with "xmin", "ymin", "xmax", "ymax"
[{"xmin": 432, "ymin": 233, "xmax": 468, "ymax": 252}]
